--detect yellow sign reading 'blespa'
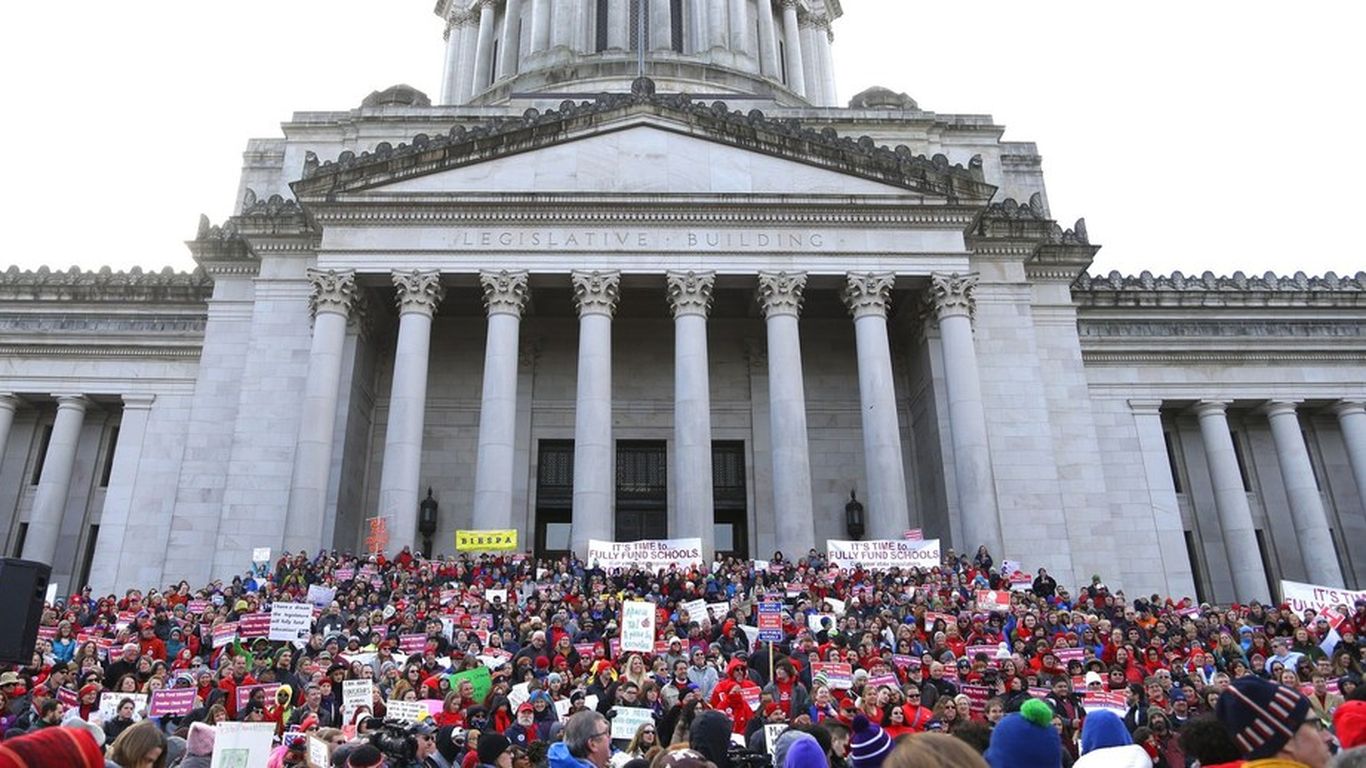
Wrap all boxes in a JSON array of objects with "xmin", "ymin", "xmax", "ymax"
[{"xmin": 455, "ymin": 529, "xmax": 518, "ymax": 552}]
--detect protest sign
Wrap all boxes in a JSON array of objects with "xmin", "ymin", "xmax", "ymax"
[
  {"xmin": 212, "ymin": 622, "xmax": 238, "ymax": 649},
  {"xmin": 611, "ymin": 706, "xmax": 655, "ymax": 740},
  {"xmin": 99, "ymin": 693, "xmax": 147, "ymax": 722},
  {"xmin": 962, "ymin": 684, "xmax": 992, "ymax": 715},
  {"xmin": 399, "ymin": 634, "xmax": 428, "ymax": 654},
  {"xmin": 867, "ymin": 674, "xmax": 899, "ymax": 690},
  {"xmin": 975, "ymin": 590, "xmax": 1010, "ymax": 613},
  {"xmin": 508, "ymin": 683, "xmax": 530, "ymax": 711},
  {"xmin": 149, "ymin": 688, "xmax": 197, "ymax": 717},
  {"xmin": 739, "ymin": 625, "xmax": 759, "ymax": 650},
  {"xmin": 1082, "ymin": 691, "xmax": 1128, "ymax": 716},
  {"xmin": 485, "ymin": 589, "xmax": 507, "ymax": 604},
  {"xmin": 811, "ymin": 662, "xmax": 852, "ymax": 690},
  {"xmin": 56, "ymin": 688, "xmax": 78, "ymax": 708},
  {"xmin": 826, "ymin": 539, "xmax": 940, "ymax": 570},
  {"xmin": 235, "ymin": 684, "xmax": 281, "ymax": 712},
  {"xmin": 455, "ymin": 529, "xmax": 518, "ymax": 551},
  {"xmin": 807, "ymin": 613, "xmax": 837, "ymax": 633},
  {"xmin": 764, "ymin": 724, "xmax": 788, "ymax": 756},
  {"xmin": 681, "ymin": 599, "xmax": 709, "ymax": 623},
  {"xmin": 822, "ymin": 597, "xmax": 846, "ymax": 616},
  {"xmin": 238, "ymin": 612, "xmax": 271, "ymax": 639},
  {"xmin": 1281, "ymin": 580, "xmax": 1366, "ymax": 614},
  {"xmin": 1001, "ymin": 559, "xmax": 1023, "ymax": 576},
  {"xmin": 308, "ymin": 737, "xmax": 330, "ymax": 768},
  {"xmin": 187, "ymin": 599, "xmax": 209, "ymax": 615},
  {"xmin": 251, "ymin": 548, "xmax": 271, "ymax": 563},
  {"xmin": 586, "ymin": 538, "xmax": 703, "ymax": 571},
  {"xmin": 621, "ymin": 601, "xmax": 656, "ymax": 652},
  {"xmin": 923, "ymin": 611, "xmax": 956, "ymax": 631},
  {"xmin": 211, "ymin": 722, "xmax": 275, "ymax": 768},
  {"xmin": 449, "ymin": 667, "xmax": 493, "ymax": 702},
  {"xmin": 757, "ymin": 602, "xmax": 783, "ymax": 642},
  {"xmin": 708, "ymin": 603, "xmax": 730, "ymax": 621},
  {"xmin": 1054, "ymin": 647, "xmax": 1084, "ymax": 663},
  {"xmin": 269, "ymin": 602, "xmax": 314, "ymax": 642},
  {"xmin": 903, "ymin": 529, "xmax": 923, "ymax": 541},
  {"xmin": 36, "ymin": 626, "xmax": 56, "ymax": 641},
  {"xmin": 574, "ymin": 641, "xmax": 599, "ymax": 659},
  {"xmin": 740, "ymin": 687, "xmax": 761, "ymax": 712},
  {"xmin": 965, "ymin": 645, "xmax": 1002, "ymax": 664},
  {"xmin": 892, "ymin": 655, "xmax": 919, "ymax": 673},
  {"xmin": 1008, "ymin": 572, "xmax": 1033, "ymax": 591},
  {"xmin": 386, "ymin": 699, "xmax": 426, "ymax": 723},
  {"xmin": 342, "ymin": 680, "xmax": 373, "ymax": 723},
  {"xmin": 306, "ymin": 585, "xmax": 336, "ymax": 609}
]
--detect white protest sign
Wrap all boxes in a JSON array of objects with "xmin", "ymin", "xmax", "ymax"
[
  {"xmin": 308, "ymin": 736, "xmax": 330, "ymax": 768},
  {"xmin": 621, "ymin": 601, "xmax": 656, "ymax": 653},
  {"xmin": 342, "ymin": 679, "xmax": 373, "ymax": 723},
  {"xmin": 681, "ymin": 599, "xmax": 709, "ymax": 624},
  {"xmin": 98, "ymin": 692, "xmax": 148, "ymax": 722},
  {"xmin": 822, "ymin": 597, "xmax": 846, "ymax": 616},
  {"xmin": 807, "ymin": 613, "xmax": 837, "ymax": 633},
  {"xmin": 1001, "ymin": 559, "xmax": 1023, "ymax": 576},
  {"xmin": 708, "ymin": 603, "xmax": 730, "ymax": 621},
  {"xmin": 587, "ymin": 538, "xmax": 703, "ymax": 571},
  {"xmin": 306, "ymin": 585, "xmax": 336, "ymax": 609},
  {"xmin": 211, "ymin": 722, "xmax": 276, "ymax": 768},
  {"xmin": 386, "ymin": 699, "xmax": 426, "ymax": 723},
  {"xmin": 45, "ymin": 583, "xmax": 58, "ymax": 605},
  {"xmin": 508, "ymin": 682, "xmax": 530, "ymax": 711},
  {"xmin": 1281, "ymin": 580, "xmax": 1366, "ymax": 615},
  {"xmin": 269, "ymin": 602, "xmax": 314, "ymax": 642},
  {"xmin": 611, "ymin": 706, "xmax": 655, "ymax": 740},
  {"xmin": 485, "ymin": 589, "xmax": 508, "ymax": 604},
  {"xmin": 739, "ymin": 625, "xmax": 759, "ymax": 650},
  {"xmin": 251, "ymin": 548, "xmax": 271, "ymax": 563},
  {"xmin": 764, "ymin": 724, "xmax": 788, "ymax": 756},
  {"xmin": 826, "ymin": 539, "xmax": 940, "ymax": 570}
]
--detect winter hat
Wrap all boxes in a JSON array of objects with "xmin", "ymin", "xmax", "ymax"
[
  {"xmin": 187, "ymin": 721, "xmax": 217, "ymax": 756},
  {"xmin": 785, "ymin": 736, "xmax": 828, "ymax": 768},
  {"xmin": 59, "ymin": 713, "xmax": 105, "ymax": 751},
  {"xmin": 984, "ymin": 699, "xmax": 1062, "ymax": 768},
  {"xmin": 772, "ymin": 728, "xmax": 811, "ymax": 768},
  {"xmin": 1333, "ymin": 699, "xmax": 1366, "ymax": 750},
  {"xmin": 435, "ymin": 726, "xmax": 462, "ymax": 762},
  {"xmin": 347, "ymin": 744, "xmax": 386, "ymax": 768},
  {"xmin": 477, "ymin": 732, "xmax": 513, "ymax": 764},
  {"xmin": 0, "ymin": 726, "xmax": 106, "ymax": 768},
  {"xmin": 1079, "ymin": 710, "xmax": 1131, "ymax": 755},
  {"xmin": 849, "ymin": 715, "xmax": 892, "ymax": 768},
  {"xmin": 1215, "ymin": 676, "xmax": 1310, "ymax": 759},
  {"xmin": 165, "ymin": 735, "xmax": 188, "ymax": 767}
]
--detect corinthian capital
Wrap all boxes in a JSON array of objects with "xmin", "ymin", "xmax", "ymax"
[
  {"xmin": 666, "ymin": 270, "xmax": 715, "ymax": 319},
  {"xmin": 842, "ymin": 272, "xmax": 895, "ymax": 319},
  {"xmin": 927, "ymin": 272, "xmax": 978, "ymax": 321},
  {"xmin": 571, "ymin": 270, "xmax": 621, "ymax": 318},
  {"xmin": 392, "ymin": 269, "xmax": 446, "ymax": 316},
  {"xmin": 480, "ymin": 269, "xmax": 530, "ymax": 317},
  {"xmin": 756, "ymin": 271, "xmax": 807, "ymax": 319},
  {"xmin": 307, "ymin": 268, "xmax": 358, "ymax": 318}
]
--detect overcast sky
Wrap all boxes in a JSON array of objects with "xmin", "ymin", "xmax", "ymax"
[{"xmin": 1, "ymin": 2, "xmax": 1361, "ymax": 277}]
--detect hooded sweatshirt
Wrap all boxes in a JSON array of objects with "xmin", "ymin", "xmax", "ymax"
[{"xmin": 1074, "ymin": 710, "xmax": 1151, "ymax": 768}]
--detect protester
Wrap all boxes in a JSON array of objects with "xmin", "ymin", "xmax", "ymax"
[{"xmin": 1215, "ymin": 677, "xmax": 1333, "ymax": 768}]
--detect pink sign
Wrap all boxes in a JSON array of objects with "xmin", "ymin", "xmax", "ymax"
[
  {"xmin": 1054, "ymin": 647, "xmax": 1084, "ymax": 663},
  {"xmin": 399, "ymin": 634, "xmax": 428, "ymax": 654},
  {"xmin": 811, "ymin": 662, "xmax": 853, "ymax": 690},
  {"xmin": 150, "ymin": 688, "xmax": 197, "ymax": 717},
  {"xmin": 975, "ymin": 590, "xmax": 1010, "ymax": 613},
  {"xmin": 36, "ymin": 626, "xmax": 57, "ymax": 641},
  {"xmin": 186, "ymin": 600, "xmax": 209, "ymax": 615},
  {"xmin": 57, "ymin": 688, "xmax": 78, "ymax": 708},
  {"xmin": 238, "ymin": 613, "xmax": 271, "ymax": 639},
  {"xmin": 235, "ymin": 683, "xmax": 282, "ymax": 711},
  {"xmin": 574, "ymin": 642, "xmax": 599, "ymax": 659}
]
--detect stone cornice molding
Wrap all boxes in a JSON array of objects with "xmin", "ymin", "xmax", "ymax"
[
  {"xmin": 1076, "ymin": 269, "xmax": 1366, "ymax": 299},
  {"xmin": 1083, "ymin": 349, "xmax": 1361, "ymax": 365},
  {"xmin": 842, "ymin": 272, "xmax": 895, "ymax": 319},
  {"xmin": 571, "ymin": 270, "xmax": 621, "ymax": 317},
  {"xmin": 927, "ymin": 272, "xmax": 977, "ymax": 321},
  {"xmin": 0, "ymin": 265, "xmax": 214, "ymax": 303},
  {"xmin": 756, "ymin": 271, "xmax": 807, "ymax": 319},
  {"xmin": 392, "ymin": 269, "xmax": 446, "ymax": 316},
  {"xmin": 480, "ymin": 269, "xmax": 530, "ymax": 317},
  {"xmin": 306, "ymin": 268, "xmax": 358, "ymax": 318},
  {"xmin": 666, "ymin": 270, "xmax": 716, "ymax": 318},
  {"xmin": 0, "ymin": 343, "xmax": 202, "ymax": 359}
]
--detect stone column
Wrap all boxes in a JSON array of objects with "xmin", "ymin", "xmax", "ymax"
[
  {"xmin": 668, "ymin": 271, "xmax": 716, "ymax": 558},
  {"xmin": 457, "ymin": 13, "xmax": 481, "ymax": 102},
  {"xmin": 1128, "ymin": 400, "xmax": 1198, "ymax": 598},
  {"xmin": 816, "ymin": 18, "xmax": 836, "ymax": 106},
  {"xmin": 779, "ymin": 0, "xmax": 805, "ymax": 96},
  {"xmin": 377, "ymin": 270, "xmax": 445, "ymax": 553},
  {"xmin": 706, "ymin": 0, "xmax": 727, "ymax": 50},
  {"xmin": 728, "ymin": 0, "xmax": 751, "ymax": 60},
  {"xmin": 1263, "ymin": 400, "xmax": 1344, "ymax": 586},
  {"xmin": 551, "ymin": 0, "xmax": 576, "ymax": 48},
  {"xmin": 1333, "ymin": 399, "xmax": 1366, "ymax": 516},
  {"xmin": 0, "ymin": 394, "xmax": 16, "ymax": 467},
  {"xmin": 441, "ymin": 12, "xmax": 466, "ymax": 105},
  {"xmin": 570, "ymin": 270, "xmax": 620, "ymax": 555},
  {"xmin": 757, "ymin": 271, "xmax": 814, "ymax": 557},
  {"xmin": 498, "ymin": 0, "xmax": 525, "ymax": 79},
  {"xmin": 843, "ymin": 273, "xmax": 910, "ymax": 539},
  {"xmin": 927, "ymin": 273, "xmax": 1002, "ymax": 558},
  {"xmin": 688, "ymin": 0, "xmax": 709, "ymax": 54},
  {"xmin": 1193, "ymin": 400, "xmax": 1271, "ymax": 603},
  {"xmin": 283, "ymin": 269, "xmax": 357, "ymax": 555},
  {"xmin": 22, "ymin": 395, "xmax": 89, "ymax": 565},
  {"xmin": 472, "ymin": 0, "xmax": 498, "ymax": 93},
  {"xmin": 607, "ymin": 0, "xmax": 629, "ymax": 50},
  {"xmin": 798, "ymin": 16, "xmax": 822, "ymax": 105},
  {"xmin": 472, "ymin": 270, "xmax": 530, "ymax": 532},
  {"xmin": 88, "ymin": 394, "xmax": 155, "ymax": 593},
  {"xmin": 755, "ymin": 0, "xmax": 780, "ymax": 77},
  {"xmin": 530, "ymin": 0, "xmax": 552, "ymax": 52}
]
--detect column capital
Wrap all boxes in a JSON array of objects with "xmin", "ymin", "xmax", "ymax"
[
  {"xmin": 926, "ymin": 272, "xmax": 978, "ymax": 321},
  {"xmin": 842, "ymin": 272, "xmax": 895, "ymax": 319},
  {"xmin": 666, "ymin": 270, "xmax": 716, "ymax": 318},
  {"xmin": 1191, "ymin": 399, "xmax": 1232, "ymax": 418},
  {"xmin": 1331, "ymin": 399, "xmax": 1366, "ymax": 418},
  {"xmin": 0, "ymin": 394, "xmax": 18, "ymax": 413},
  {"xmin": 52, "ymin": 394, "xmax": 90, "ymax": 412},
  {"xmin": 1127, "ymin": 399, "xmax": 1164, "ymax": 415},
  {"xmin": 477, "ymin": 0, "xmax": 497, "ymax": 9},
  {"xmin": 121, "ymin": 394, "xmax": 157, "ymax": 411},
  {"xmin": 307, "ymin": 268, "xmax": 358, "ymax": 318},
  {"xmin": 480, "ymin": 269, "xmax": 530, "ymax": 317},
  {"xmin": 571, "ymin": 270, "xmax": 621, "ymax": 317},
  {"xmin": 757, "ymin": 271, "xmax": 807, "ymax": 319},
  {"xmin": 1259, "ymin": 399, "xmax": 1303, "ymax": 418},
  {"xmin": 392, "ymin": 270, "xmax": 446, "ymax": 317},
  {"xmin": 781, "ymin": 0, "xmax": 799, "ymax": 9}
]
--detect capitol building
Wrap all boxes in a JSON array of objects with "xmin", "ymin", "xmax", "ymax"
[{"xmin": 1, "ymin": 1, "xmax": 1362, "ymax": 604}]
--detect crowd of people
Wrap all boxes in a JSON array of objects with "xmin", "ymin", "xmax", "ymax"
[{"xmin": 0, "ymin": 543, "xmax": 1363, "ymax": 768}]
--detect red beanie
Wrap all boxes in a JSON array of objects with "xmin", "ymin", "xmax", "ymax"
[
  {"xmin": 0, "ymin": 726, "xmax": 105, "ymax": 768},
  {"xmin": 1335, "ymin": 699, "xmax": 1366, "ymax": 750}
]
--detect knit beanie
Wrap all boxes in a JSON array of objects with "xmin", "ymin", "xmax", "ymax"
[
  {"xmin": 0, "ymin": 726, "xmax": 106, "ymax": 768},
  {"xmin": 1215, "ymin": 676, "xmax": 1310, "ymax": 759},
  {"xmin": 478, "ymin": 732, "xmax": 513, "ymax": 765},
  {"xmin": 1335, "ymin": 699, "xmax": 1366, "ymax": 751},
  {"xmin": 187, "ymin": 721, "xmax": 216, "ymax": 756},
  {"xmin": 772, "ymin": 729, "xmax": 812, "ymax": 768},
  {"xmin": 849, "ymin": 715, "xmax": 892, "ymax": 768},
  {"xmin": 984, "ymin": 699, "xmax": 1062, "ymax": 768},
  {"xmin": 347, "ymin": 744, "xmax": 386, "ymax": 768},
  {"xmin": 785, "ymin": 736, "xmax": 828, "ymax": 768}
]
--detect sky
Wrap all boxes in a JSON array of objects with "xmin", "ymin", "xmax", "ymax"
[{"xmin": 1, "ymin": 1, "xmax": 1362, "ymax": 277}]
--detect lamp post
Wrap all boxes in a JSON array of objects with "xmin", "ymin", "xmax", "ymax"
[
  {"xmin": 418, "ymin": 488, "xmax": 439, "ymax": 558},
  {"xmin": 845, "ymin": 489, "xmax": 865, "ymax": 540}
]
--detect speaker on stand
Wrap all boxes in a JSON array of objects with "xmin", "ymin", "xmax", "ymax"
[{"xmin": 0, "ymin": 558, "xmax": 52, "ymax": 665}]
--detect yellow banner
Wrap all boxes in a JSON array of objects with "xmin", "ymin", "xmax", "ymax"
[{"xmin": 455, "ymin": 529, "xmax": 518, "ymax": 552}]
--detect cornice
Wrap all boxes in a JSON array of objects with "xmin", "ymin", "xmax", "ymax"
[
  {"xmin": 0, "ymin": 343, "xmax": 202, "ymax": 359},
  {"xmin": 0, "ymin": 266, "xmax": 213, "ymax": 303},
  {"xmin": 1074, "ymin": 269, "xmax": 1366, "ymax": 300},
  {"xmin": 1081, "ymin": 350, "xmax": 1362, "ymax": 365}
]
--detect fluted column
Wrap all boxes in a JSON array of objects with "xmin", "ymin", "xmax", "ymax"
[
  {"xmin": 843, "ymin": 273, "xmax": 910, "ymax": 539},
  {"xmin": 378, "ymin": 270, "xmax": 445, "ymax": 552},
  {"xmin": 1263, "ymin": 400, "xmax": 1344, "ymax": 586},
  {"xmin": 1333, "ymin": 400, "xmax": 1366, "ymax": 517},
  {"xmin": 570, "ymin": 270, "xmax": 620, "ymax": 555},
  {"xmin": 457, "ymin": 13, "xmax": 480, "ymax": 102},
  {"xmin": 607, "ymin": 0, "xmax": 629, "ymax": 50},
  {"xmin": 284, "ymin": 269, "xmax": 358, "ymax": 554},
  {"xmin": 755, "ymin": 0, "xmax": 780, "ymax": 77},
  {"xmin": 530, "ymin": 0, "xmax": 552, "ymax": 52},
  {"xmin": 551, "ymin": 0, "xmax": 575, "ymax": 48},
  {"xmin": 22, "ymin": 395, "xmax": 89, "ymax": 564},
  {"xmin": 1193, "ymin": 400, "xmax": 1270, "ymax": 603},
  {"xmin": 498, "ymin": 0, "xmax": 525, "ymax": 79},
  {"xmin": 668, "ymin": 271, "xmax": 716, "ymax": 558},
  {"xmin": 472, "ymin": 0, "xmax": 498, "ymax": 93},
  {"xmin": 441, "ymin": 13, "xmax": 466, "ymax": 105},
  {"xmin": 779, "ymin": 0, "xmax": 805, "ymax": 96},
  {"xmin": 928, "ymin": 273, "xmax": 1002, "ymax": 557},
  {"xmin": 0, "ymin": 394, "xmax": 16, "ymax": 469},
  {"xmin": 798, "ymin": 16, "xmax": 822, "ymax": 105},
  {"xmin": 88, "ymin": 394, "xmax": 155, "ymax": 593},
  {"xmin": 473, "ymin": 270, "xmax": 530, "ymax": 532},
  {"xmin": 816, "ymin": 18, "xmax": 837, "ymax": 106},
  {"xmin": 757, "ymin": 272, "xmax": 814, "ymax": 557}
]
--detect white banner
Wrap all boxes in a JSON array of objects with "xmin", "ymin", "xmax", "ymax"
[
  {"xmin": 826, "ymin": 539, "xmax": 941, "ymax": 570},
  {"xmin": 306, "ymin": 585, "xmax": 336, "ymax": 609},
  {"xmin": 621, "ymin": 600, "xmax": 656, "ymax": 653},
  {"xmin": 211, "ymin": 722, "xmax": 276, "ymax": 768},
  {"xmin": 386, "ymin": 699, "xmax": 426, "ymax": 723},
  {"xmin": 587, "ymin": 538, "xmax": 703, "ymax": 571},
  {"xmin": 681, "ymin": 599, "xmax": 709, "ymax": 624},
  {"xmin": 98, "ymin": 692, "xmax": 147, "ymax": 723},
  {"xmin": 342, "ymin": 679, "xmax": 373, "ymax": 723},
  {"xmin": 1281, "ymin": 580, "xmax": 1366, "ymax": 615},
  {"xmin": 269, "ymin": 602, "xmax": 314, "ymax": 642},
  {"xmin": 611, "ymin": 706, "xmax": 655, "ymax": 740}
]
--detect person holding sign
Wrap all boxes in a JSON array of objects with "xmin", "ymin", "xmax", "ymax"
[{"xmin": 709, "ymin": 658, "xmax": 759, "ymax": 734}]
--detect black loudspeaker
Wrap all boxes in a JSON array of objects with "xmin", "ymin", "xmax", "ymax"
[{"xmin": 0, "ymin": 558, "xmax": 50, "ymax": 665}]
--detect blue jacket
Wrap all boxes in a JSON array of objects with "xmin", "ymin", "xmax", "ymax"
[{"xmin": 547, "ymin": 742, "xmax": 596, "ymax": 768}]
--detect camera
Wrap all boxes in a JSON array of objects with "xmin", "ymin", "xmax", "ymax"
[
  {"xmin": 368, "ymin": 719, "xmax": 420, "ymax": 766},
  {"xmin": 728, "ymin": 744, "xmax": 773, "ymax": 768}
]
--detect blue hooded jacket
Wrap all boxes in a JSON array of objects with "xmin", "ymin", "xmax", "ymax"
[
  {"xmin": 547, "ymin": 742, "xmax": 596, "ymax": 768},
  {"xmin": 1079, "ymin": 710, "xmax": 1132, "ymax": 755}
]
